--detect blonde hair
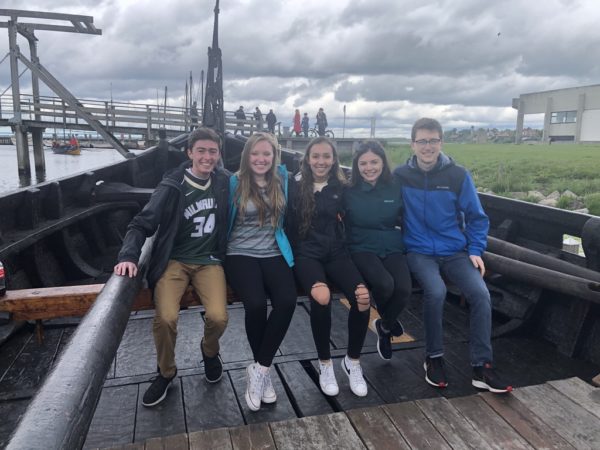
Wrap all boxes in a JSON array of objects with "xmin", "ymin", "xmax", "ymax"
[{"xmin": 235, "ymin": 132, "xmax": 286, "ymax": 227}]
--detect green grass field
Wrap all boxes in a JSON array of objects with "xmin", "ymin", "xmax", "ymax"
[{"xmin": 341, "ymin": 142, "xmax": 600, "ymax": 215}]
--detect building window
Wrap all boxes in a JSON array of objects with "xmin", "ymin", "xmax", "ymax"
[{"xmin": 550, "ymin": 111, "xmax": 577, "ymax": 124}]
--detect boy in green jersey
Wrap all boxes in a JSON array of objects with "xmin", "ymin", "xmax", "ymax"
[{"xmin": 115, "ymin": 127, "xmax": 230, "ymax": 407}]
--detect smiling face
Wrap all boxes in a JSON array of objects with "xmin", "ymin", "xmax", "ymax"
[
  {"xmin": 308, "ymin": 142, "xmax": 334, "ymax": 182},
  {"xmin": 249, "ymin": 139, "xmax": 274, "ymax": 179},
  {"xmin": 411, "ymin": 128, "xmax": 442, "ymax": 172},
  {"xmin": 357, "ymin": 150, "xmax": 384, "ymax": 185},
  {"xmin": 187, "ymin": 139, "xmax": 220, "ymax": 178}
]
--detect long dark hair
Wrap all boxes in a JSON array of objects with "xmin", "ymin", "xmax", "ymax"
[
  {"xmin": 297, "ymin": 137, "xmax": 346, "ymax": 237},
  {"xmin": 350, "ymin": 140, "xmax": 392, "ymax": 187}
]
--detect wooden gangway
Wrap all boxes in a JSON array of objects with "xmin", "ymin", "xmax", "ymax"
[{"xmin": 97, "ymin": 377, "xmax": 600, "ymax": 450}]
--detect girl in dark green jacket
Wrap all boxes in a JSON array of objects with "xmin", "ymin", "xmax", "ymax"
[{"xmin": 343, "ymin": 140, "xmax": 412, "ymax": 361}]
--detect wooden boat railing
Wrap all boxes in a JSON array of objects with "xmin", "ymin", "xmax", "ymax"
[{"xmin": 6, "ymin": 236, "xmax": 155, "ymax": 450}]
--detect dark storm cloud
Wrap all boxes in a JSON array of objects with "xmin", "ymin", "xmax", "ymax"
[{"xmin": 1, "ymin": 0, "xmax": 600, "ymax": 134}]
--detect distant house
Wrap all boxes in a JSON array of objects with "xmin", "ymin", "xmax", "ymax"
[{"xmin": 513, "ymin": 84, "xmax": 600, "ymax": 144}]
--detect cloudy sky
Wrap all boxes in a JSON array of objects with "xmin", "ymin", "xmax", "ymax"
[{"xmin": 1, "ymin": 0, "xmax": 600, "ymax": 137}]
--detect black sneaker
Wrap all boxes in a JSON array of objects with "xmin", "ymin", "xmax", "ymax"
[
  {"xmin": 373, "ymin": 319, "xmax": 392, "ymax": 360},
  {"xmin": 142, "ymin": 369, "xmax": 177, "ymax": 407},
  {"xmin": 424, "ymin": 356, "xmax": 448, "ymax": 388},
  {"xmin": 472, "ymin": 363, "xmax": 513, "ymax": 393},
  {"xmin": 390, "ymin": 319, "xmax": 405, "ymax": 337},
  {"xmin": 202, "ymin": 340, "xmax": 223, "ymax": 383}
]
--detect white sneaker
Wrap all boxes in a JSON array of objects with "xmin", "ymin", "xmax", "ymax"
[
  {"xmin": 341, "ymin": 356, "xmax": 368, "ymax": 397},
  {"xmin": 245, "ymin": 363, "xmax": 265, "ymax": 411},
  {"xmin": 318, "ymin": 360, "xmax": 339, "ymax": 396},
  {"xmin": 262, "ymin": 368, "xmax": 277, "ymax": 404}
]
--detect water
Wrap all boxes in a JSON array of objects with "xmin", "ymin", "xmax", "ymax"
[{"xmin": 0, "ymin": 145, "xmax": 140, "ymax": 194}]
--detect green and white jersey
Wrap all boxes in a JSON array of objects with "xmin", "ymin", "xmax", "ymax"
[{"xmin": 170, "ymin": 170, "xmax": 220, "ymax": 265}]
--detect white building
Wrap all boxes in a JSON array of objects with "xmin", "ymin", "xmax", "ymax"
[{"xmin": 513, "ymin": 84, "xmax": 600, "ymax": 144}]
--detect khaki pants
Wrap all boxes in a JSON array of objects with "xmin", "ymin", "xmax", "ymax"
[{"xmin": 153, "ymin": 260, "xmax": 228, "ymax": 378}]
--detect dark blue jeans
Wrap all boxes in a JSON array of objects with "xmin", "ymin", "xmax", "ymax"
[{"xmin": 406, "ymin": 251, "xmax": 493, "ymax": 366}]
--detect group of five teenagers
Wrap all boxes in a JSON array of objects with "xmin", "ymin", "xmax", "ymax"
[
  {"xmin": 114, "ymin": 127, "xmax": 230, "ymax": 407},
  {"xmin": 343, "ymin": 141, "xmax": 412, "ymax": 360},
  {"xmin": 225, "ymin": 132, "xmax": 297, "ymax": 411},
  {"xmin": 287, "ymin": 137, "xmax": 372, "ymax": 397}
]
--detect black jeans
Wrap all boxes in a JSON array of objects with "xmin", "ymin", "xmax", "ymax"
[
  {"xmin": 351, "ymin": 252, "xmax": 411, "ymax": 330},
  {"xmin": 294, "ymin": 256, "xmax": 370, "ymax": 360},
  {"xmin": 225, "ymin": 255, "xmax": 297, "ymax": 366}
]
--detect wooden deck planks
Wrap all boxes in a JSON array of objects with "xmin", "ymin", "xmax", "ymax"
[
  {"xmin": 182, "ymin": 373, "xmax": 244, "ymax": 431},
  {"xmin": 346, "ymin": 406, "xmax": 410, "ymax": 449},
  {"xmin": 513, "ymin": 383, "xmax": 600, "ymax": 449},
  {"xmin": 416, "ymin": 397, "xmax": 494, "ymax": 450},
  {"xmin": 229, "ymin": 422, "xmax": 276, "ymax": 449},
  {"xmin": 310, "ymin": 358, "xmax": 384, "ymax": 410},
  {"xmin": 480, "ymin": 391, "xmax": 575, "ymax": 450},
  {"xmin": 144, "ymin": 433, "xmax": 189, "ymax": 450},
  {"xmin": 229, "ymin": 367, "xmax": 297, "ymax": 425},
  {"xmin": 134, "ymin": 378, "xmax": 187, "ymax": 443},
  {"xmin": 450, "ymin": 395, "xmax": 533, "ymax": 449},
  {"xmin": 548, "ymin": 377, "xmax": 600, "ymax": 419},
  {"xmin": 359, "ymin": 351, "xmax": 440, "ymax": 403},
  {"xmin": 270, "ymin": 412, "xmax": 366, "ymax": 450},
  {"xmin": 83, "ymin": 384, "xmax": 139, "ymax": 450},
  {"xmin": 188, "ymin": 427, "xmax": 232, "ymax": 450},
  {"xmin": 278, "ymin": 303, "xmax": 315, "ymax": 355},
  {"xmin": 218, "ymin": 307, "xmax": 254, "ymax": 364},
  {"xmin": 383, "ymin": 401, "xmax": 452, "ymax": 449},
  {"xmin": 95, "ymin": 377, "xmax": 600, "ymax": 450},
  {"xmin": 277, "ymin": 360, "xmax": 334, "ymax": 417},
  {"xmin": 0, "ymin": 327, "xmax": 63, "ymax": 399}
]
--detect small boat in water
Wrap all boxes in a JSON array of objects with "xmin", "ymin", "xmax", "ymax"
[{"xmin": 51, "ymin": 137, "xmax": 81, "ymax": 155}]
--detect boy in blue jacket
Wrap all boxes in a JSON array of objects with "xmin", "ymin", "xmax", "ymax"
[{"xmin": 394, "ymin": 118, "xmax": 511, "ymax": 394}]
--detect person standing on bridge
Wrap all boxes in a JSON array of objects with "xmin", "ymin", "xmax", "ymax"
[
  {"xmin": 225, "ymin": 132, "xmax": 296, "ymax": 412},
  {"xmin": 316, "ymin": 108, "xmax": 328, "ymax": 136},
  {"xmin": 114, "ymin": 127, "xmax": 231, "ymax": 407},
  {"xmin": 266, "ymin": 109, "xmax": 277, "ymax": 134},
  {"xmin": 235, "ymin": 105, "xmax": 246, "ymax": 136},
  {"xmin": 394, "ymin": 117, "xmax": 512, "ymax": 394},
  {"xmin": 293, "ymin": 109, "xmax": 302, "ymax": 137},
  {"xmin": 302, "ymin": 112, "xmax": 309, "ymax": 137}
]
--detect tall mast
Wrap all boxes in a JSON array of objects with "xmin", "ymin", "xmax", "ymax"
[{"xmin": 201, "ymin": 0, "xmax": 224, "ymax": 136}]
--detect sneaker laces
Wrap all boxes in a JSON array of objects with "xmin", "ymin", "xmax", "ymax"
[
  {"xmin": 263, "ymin": 369, "xmax": 274, "ymax": 392},
  {"xmin": 319, "ymin": 362, "xmax": 336, "ymax": 386},
  {"xmin": 346, "ymin": 358, "xmax": 366, "ymax": 386},
  {"xmin": 249, "ymin": 365, "xmax": 265, "ymax": 399}
]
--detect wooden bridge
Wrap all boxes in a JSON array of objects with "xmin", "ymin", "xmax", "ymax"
[{"xmin": 0, "ymin": 93, "xmax": 267, "ymax": 142}]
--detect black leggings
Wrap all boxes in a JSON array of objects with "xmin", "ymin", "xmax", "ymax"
[
  {"xmin": 351, "ymin": 252, "xmax": 412, "ymax": 330},
  {"xmin": 294, "ymin": 256, "xmax": 370, "ymax": 360},
  {"xmin": 225, "ymin": 255, "xmax": 297, "ymax": 366}
]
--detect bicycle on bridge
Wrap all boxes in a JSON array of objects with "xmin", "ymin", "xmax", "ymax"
[{"xmin": 308, "ymin": 127, "xmax": 335, "ymax": 138}]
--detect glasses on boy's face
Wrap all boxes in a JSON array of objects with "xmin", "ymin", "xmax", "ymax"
[{"xmin": 413, "ymin": 138, "xmax": 442, "ymax": 146}]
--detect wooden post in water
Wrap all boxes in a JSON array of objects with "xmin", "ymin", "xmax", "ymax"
[
  {"xmin": 28, "ymin": 35, "xmax": 46, "ymax": 173},
  {"xmin": 8, "ymin": 20, "xmax": 30, "ymax": 176}
]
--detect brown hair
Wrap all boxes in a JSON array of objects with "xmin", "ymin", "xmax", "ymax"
[{"xmin": 235, "ymin": 132, "xmax": 285, "ymax": 228}]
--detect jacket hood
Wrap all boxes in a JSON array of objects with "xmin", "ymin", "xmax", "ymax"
[{"xmin": 406, "ymin": 151, "xmax": 455, "ymax": 172}]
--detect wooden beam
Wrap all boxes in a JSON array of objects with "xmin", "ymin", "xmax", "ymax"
[{"xmin": 0, "ymin": 284, "xmax": 214, "ymax": 322}]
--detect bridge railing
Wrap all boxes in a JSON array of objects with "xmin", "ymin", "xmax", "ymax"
[{"xmin": 0, "ymin": 94, "xmax": 268, "ymax": 136}]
